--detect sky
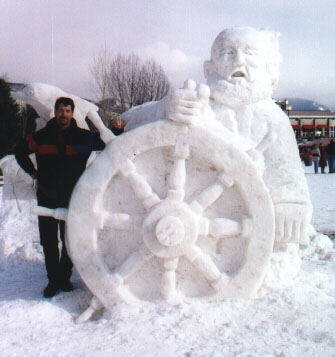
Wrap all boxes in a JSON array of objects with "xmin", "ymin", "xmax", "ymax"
[{"xmin": 1, "ymin": 0, "xmax": 335, "ymax": 107}]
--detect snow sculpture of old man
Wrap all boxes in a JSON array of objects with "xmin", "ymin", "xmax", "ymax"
[{"xmin": 123, "ymin": 27, "xmax": 312, "ymax": 249}]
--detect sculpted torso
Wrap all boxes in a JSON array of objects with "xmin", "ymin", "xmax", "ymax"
[{"xmin": 122, "ymin": 27, "xmax": 312, "ymax": 246}]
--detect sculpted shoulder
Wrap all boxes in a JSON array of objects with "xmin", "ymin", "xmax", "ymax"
[
  {"xmin": 252, "ymin": 99, "xmax": 291, "ymax": 126},
  {"xmin": 253, "ymin": 99, "xmax": 284, "ymax": 114},
  {"xmin": 122, "ymin": 99, "xmax": 166, "ymax": 131}
]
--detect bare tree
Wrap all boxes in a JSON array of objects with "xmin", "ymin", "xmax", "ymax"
[
  {"xmin": 90, "ymin": 46, "xmax": 112, "ymax": 123},
  {"xmin": 140, "ymin": 59, "xmax": 171, "ymax": 103},
  {"xmin": 91, "ymin": 50, "xmax": 170, "ymax": 114},
  {"xmin": 0, "ymin": 77, "xmax": 21, "ymax": 158}
]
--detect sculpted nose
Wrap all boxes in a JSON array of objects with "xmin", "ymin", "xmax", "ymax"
[{"xmin": 234, "ymin": 49, "xmax": 245, "ymax": 65}]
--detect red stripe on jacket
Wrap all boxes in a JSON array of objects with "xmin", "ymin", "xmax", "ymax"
[
  {"xmin": 26, "ymin": 135, "xmax": 78, "ymax": 155},
  {"xmin": 26, "ymin": 134, "xmax": 39, "ymax": 152}
]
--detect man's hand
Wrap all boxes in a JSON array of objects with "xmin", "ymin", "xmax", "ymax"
[
  {"xmin": 166, "ymin": 80, "xmax": 212, "ymax": 125},
  {"xmin": 87, "ymin": 110, "xmax": 115, "ymax": 144},
  {"xmin": 112, "ymin": 117, "xmax": 125, "ymax": 130},
  {"xmin": 275, "ymin": 203, "xmax": 312, "ymax": 245}
]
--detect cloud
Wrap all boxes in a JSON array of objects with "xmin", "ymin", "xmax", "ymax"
[
  {"xmin": 136, "ymin": 42, "xmax": 205, "ymax": 89},
  {"xmin": 2, "ymin": 0, "xmax": 335, "ymax": 106}
]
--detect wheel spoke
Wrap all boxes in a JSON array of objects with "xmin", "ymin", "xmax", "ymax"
[
  {"xmin": 161, "ymin": 258, "xmax": 179, "ymax": 302},
  {"xmin": 104, "ymin": 213, "xmax": 144, "ymax": 230},
  {"xmin": 168, "ymin": 159, "xmax": 186, "ymax": 190},
  {"xmin": 190, "ymin": 181, "xmax": 224, "ymax": 212},
  {"xmin": 106, "ymin": 273, "xmax": 141, "ymax": 304},
  {"xmin": 173, "ymin": 142, "xmax": 190, "ymax": 160},
  {"xmin": 209, "ymin": 218, "xmax": 241, "ymax": 238},
  {"xmin": 167, "ymin": 159, "xmax": 186, "ymax": 201},
  {"xmin": 217, "ymin": 172, "xmax": 235, "ymax": 188},
  {"xmin": 167, "ymin": 144, "xmax": 189, "ymax": 201},
  {"xmin": 198, "ymin": 216, "xmax": 210, "ymax": 236},
  {"xmin": 121, "ymin": 159, "xmax": 160, "ymax": 209},
  {"xmin": 186, "ymin": 246, "xmax": 220, "ymax": 281},
  {"xmin": 116, "ymin": 244, "xmax": 153, "ymax": 280},
  {"xmin": 186, "ymin": 246, "xmax": 230, "ymax": 290}
]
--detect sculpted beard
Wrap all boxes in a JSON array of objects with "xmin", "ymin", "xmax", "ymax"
[{"xmin": 209, "ymin": 75, "xmax": 273, "ymax": 107}]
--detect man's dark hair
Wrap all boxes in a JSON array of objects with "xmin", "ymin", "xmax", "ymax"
[{"xmin": 55, "ymin": 97, "xmax": 75, "ymax": 112}]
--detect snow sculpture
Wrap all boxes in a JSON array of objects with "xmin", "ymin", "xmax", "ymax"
[
  {"xmin": 12, "ymin": 82, "xmax": 99, "ymax": 130},
  {"xmin": 66, "ymin": 120, "xmax": 275, "ymax": 308},
  {"xmin": 122, "ymin": 27, "xmax": 312, "ymax": 246},
  {"xmin": 32, "ymin": 27, "xmax": 312, "ymax": 322}
]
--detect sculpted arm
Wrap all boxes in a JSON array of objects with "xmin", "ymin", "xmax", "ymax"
[
  {"xmin": 165, "ymin": 80, "xmax": 234, "ymax": 136},
  {"xmin": 165, "ymin": 80, "xmax": 212, "ymax": 125},
  {"xmin": 262, "ymin": 109, "xmax": 312, "ymax": 245},
  {"xmin": 122, "ymin": 80, "xmax": 221, "ymax": 132},
  {"xmin": 121, "ymin": 98, "xmax": 167, "ymax": 131},
  {"xmin": 121, "ymin": 79, "xmax": 216, "ymax": 131}
]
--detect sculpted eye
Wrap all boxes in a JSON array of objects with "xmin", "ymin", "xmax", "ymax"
[
  {"xmin": 245, "ymin": 49, "xmax": 257, "ymax": 56},
  {"xmin": 221, "ymin": 48, "xmax": 234, "ymax": 56}
]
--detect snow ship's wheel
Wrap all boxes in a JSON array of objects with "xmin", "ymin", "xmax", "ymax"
[{"xmin": 67, "ymin": 120, "xmax": 275, "ymax": 308}]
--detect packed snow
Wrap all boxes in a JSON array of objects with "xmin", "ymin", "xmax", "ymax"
[{"xmin": 0, "ymin": 163, "xmax": 334, "ymax": 356}]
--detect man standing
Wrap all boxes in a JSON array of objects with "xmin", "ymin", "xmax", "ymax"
[
  {"xmin": 325, "ymin": 139, "xmax": 335, "ymax": 173},
  {"xmin": 15, "ymin": 97, "xmax": 108, "ymax": 297}
]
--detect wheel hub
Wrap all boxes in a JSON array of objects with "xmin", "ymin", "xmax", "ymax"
[
  {"xmin": 155, "ymin": 216, "xmax": 185, "ymax": 247},
  {"xmin": 142, "ymin": 200, "xmax": 199, "ymax": 258}
]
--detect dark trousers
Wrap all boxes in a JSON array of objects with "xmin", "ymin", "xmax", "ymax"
[
  {"xmin": 38, "ymin": 216, "xmax": 73, "ymax": 284},
  {"xmin": 327, "ymin": 154, "xmax": 335, "ymax": 172}
]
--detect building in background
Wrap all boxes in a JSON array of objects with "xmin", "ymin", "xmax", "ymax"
[
  {"xmin": 276, "ymin": 99, "xmax": 335, "ymax": 142},
  {"xmin": 7, "ymin": 84, "xmax": 335, "ymax": 143}
]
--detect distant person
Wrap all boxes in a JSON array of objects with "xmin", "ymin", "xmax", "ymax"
[
  {"xmin": 304, "ymin": 147, "xmax": 313, "ymax": 167},
  {"xmin": 325, "ymin": 139, "xmax": 335, "ymax": 173},
  {"xmin": 319, "ymin": 143, "xmax": 327, "ymax": 174},
  {"xmin": 14, "ymin": 97, "xmax": 123, "ymax": 298},
  {"xmin": 312, "ymin": 144, "xmax": 320, "ymax": 174}
]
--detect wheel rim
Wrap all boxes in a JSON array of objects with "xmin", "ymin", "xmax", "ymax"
[{"xmin": 67, "ymin": 121, "xmax": 275, "ymax": 308}]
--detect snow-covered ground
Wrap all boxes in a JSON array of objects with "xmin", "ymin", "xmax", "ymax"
[{"xmin": 1, "ymin": 164, "xmax": 335, "ymax": 356}]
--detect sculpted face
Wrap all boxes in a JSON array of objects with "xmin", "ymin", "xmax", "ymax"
[
  {"xmin": 204, "ymin": 27, "xmax": 281, "ymax": 107},
  {"xmin": 212, "ymin": 29, "xmax": 268, "ymax": 84}
]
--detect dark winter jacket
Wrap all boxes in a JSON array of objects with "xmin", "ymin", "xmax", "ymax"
[
  {"xmin": 320, "ymin": 147, "xmax": 327, "ymax": 167},
  {"xmin": 325, "ymin": 141, "xmax": 335, "ymax": 155},
  {"xmin": 15, "ymin": 118, "xmax": 105, "ymax": 208}
]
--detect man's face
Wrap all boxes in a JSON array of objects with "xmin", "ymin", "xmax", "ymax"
[
  {"xmin": 211, "ymin": 29, "xmax": 268, "ymax": 85},
  {"xmin": 55, "ymin": 103, "xmax": 73, "ymax": 129}
]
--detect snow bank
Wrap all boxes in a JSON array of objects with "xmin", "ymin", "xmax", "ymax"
[
  {"xmin": 0, "ymin": 156, "xmax": 41, "ymax": 267},
  {"xmin": 0, "ymin": 165, "xmax": 335, "ymax": 356}
]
